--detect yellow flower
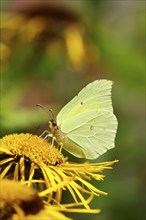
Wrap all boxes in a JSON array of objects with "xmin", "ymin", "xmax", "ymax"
[
  {"xmin": 0, "ymin": 133, "xmax": 118, "ymax": 214},
  {"xmin": 0, "ymin": 179, "xmax": 71, "ymax": 220}
]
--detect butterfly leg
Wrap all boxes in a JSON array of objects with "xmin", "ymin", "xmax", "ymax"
[
  {"xmin": 43, "ymin": 133, "xmax": 52, "ymax": 141},
  {"xmin": 39, "ymin": 130, "xmax": 58, "ymax": 148},
  {"xmin": 59, "ymin": 142, "xmax": 63, "ymax": 154},
  {"xmin": 39, "ymin": 130, "xmax": 49, "ymax": 138},
  {"xmin": 44, "ymin": 135, "xmax": 56, "ymax": 149},
  {"xmin": 42, "ymin": 133, "xmax": 56, "ymax": 149},
  {"xmin": 40, "ymin": 131, "xmax": 54, "ymax": 145},
  {"xmin": 50, "ymin": 135, "xmax": 54, "ymax": 146}
]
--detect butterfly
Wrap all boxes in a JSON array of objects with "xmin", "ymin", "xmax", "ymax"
[{"xmin": 40, "ymin": 79, "xmax": 118, "ymax": 159}]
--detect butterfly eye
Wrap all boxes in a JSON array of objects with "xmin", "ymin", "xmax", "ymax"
[{"xmin": 51, "ymin": 120, "xmax": 57, "ymax": 127}]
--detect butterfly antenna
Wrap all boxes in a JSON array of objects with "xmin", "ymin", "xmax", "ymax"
[
  {"xmin": 36, "ymin": 104, "xmax": 54, "ymax": 119},
  {"xmin": 48, "ymin": 109, "xmax": 55, "ymax": 120}
]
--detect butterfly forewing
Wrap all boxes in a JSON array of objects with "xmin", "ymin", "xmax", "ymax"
[{"xmin": 57, "ymin": 80, "xmax": 114, "ymax": 125}]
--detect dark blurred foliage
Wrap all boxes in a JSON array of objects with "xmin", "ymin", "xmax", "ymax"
[{"xmin": 0, "ymin": 1, "xmax": 145, "ymax": 220}]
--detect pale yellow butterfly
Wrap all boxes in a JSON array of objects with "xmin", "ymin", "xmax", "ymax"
[{"xmin": 47, "ymin": 79, "xmax": 118, "ymax": 159}]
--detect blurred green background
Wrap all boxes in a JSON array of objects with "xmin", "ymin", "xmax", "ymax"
[{"xmin": 0, "ymin": 1, "xmax": 145, "ymax": 220}]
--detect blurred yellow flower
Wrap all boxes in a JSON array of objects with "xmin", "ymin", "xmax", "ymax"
[
  {"xmin": 64, "ymin": 25, "xmax": 85, "ymax": 67},
  {"xmin": 0, "ymin": 179, "xmax": 71, "ymax": 220},
  {"xmin": 0, "ymin": 11, "xmax": 87, "ymax": 68}
]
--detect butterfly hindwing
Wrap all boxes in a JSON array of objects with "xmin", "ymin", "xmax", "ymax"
[{"xmin": 67, "ymin": 110, "xmax": 117, "ymax": 159}]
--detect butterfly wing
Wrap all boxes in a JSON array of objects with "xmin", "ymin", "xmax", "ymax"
[
  {"xmin": 64, "ymin": 110, "xmax": 117, "ymax": 159},
  {"xmin": 57, "ymin": 80, "xmax": 118, "ymax": 159}
]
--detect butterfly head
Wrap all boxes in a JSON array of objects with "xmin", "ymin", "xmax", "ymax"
[
  {"xmin": 49, "ymin": 119, "xmax": 58, "ymax": 134},
  {"xmin": 36, "ymin": 104, "xmax": 57, "ymax": 131},
  {"xmin": 36, "ymin": 104, "xmax": 66, "ymax": 142},
  {"xmin": 49, "ymin": 119, "xmax": 67, "ymax": 144}
]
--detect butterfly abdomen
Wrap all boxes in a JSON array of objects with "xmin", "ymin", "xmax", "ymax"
[{"xmin": 61, "ymin": 136, "xmax": 87, "ymax": 158}]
